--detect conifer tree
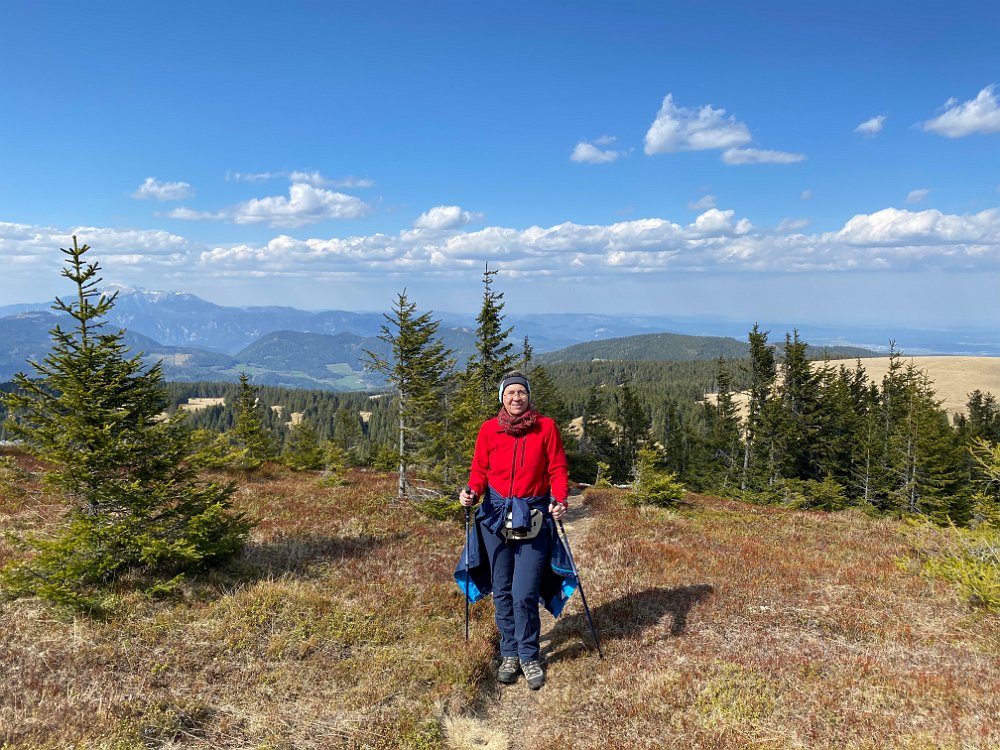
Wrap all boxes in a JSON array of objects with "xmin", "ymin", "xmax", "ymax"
[
  {"xmin": 332, "ymin": 405, "xmax": 367, "ymax": 464},
  {"xmin": 282, "ymin": 420, "xmax": 325, "ymax": 471},
  {"xmin": 575, "ymin": 385, "xmax": 615, "ymax": 484},
  {"xmin": 775, "ymin": 330, "xmax": 823, "ymax": 481},
  {"xmin": 656, "ymin": 398, "xmax": 693, "ymax": 480},
  {"xmin": 741, "ymin": 324, "xmax": 777, "ymax": 491},
  {"xmin": 849, "ymin": 364, "xmax": 883, "ymax": 507},
  {"xmin": 231, "ymin": 372, "xmax": 277, "ymax": 469},
  {"xmin": 961, "ymin": 390, "xmax": 1000, "ymax": 443},
  {"xmin": 703, "ymin": 358, "xmax": 743, "ymax": 490},
  {"xmin": 460, "ymin": 265, "xmax": 517, "ymax": 424},
  {"xmin": 613, "ymin": 382, "xmax": 650, "ymax": 481},
  {"xmin": 0, "ymin": 238, "xmax": 250, "ymax": 609},
  {"xmin": 969, "ymin": 438, "xmax": 1000, "ymax": 527},
  {"xmin": 525, "ymin": 363, "xmax": 570, "ymax": 426},
  {"xmin": 364, "ymin": 289, "xmax": 454, "ymax": 500},
  {"xmin": 890, "ymin": 364, "xmax": 969, "ymax": 523},
  {"xmin": 450, "ymin": 266, "xmax": 518, "ymax": 469},
  {"xmin": 813, "ymin": 363, "xmax": 863, "ymax": 489},
  {"xmin": 863, "ymin": 345, "xmax": 911, "ymax": 510},
  {"xmin": 629, "ymin": 445, "xmax": 685, "ymax": 507}
]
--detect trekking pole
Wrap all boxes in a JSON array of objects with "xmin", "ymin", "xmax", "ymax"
[
  {"xmin": 464, "ymin": 504, "xmax": 471, "ymax": 642},
  {"xmin": 558, "ymin": 519, "xmax": 604, "ymax": 658}
]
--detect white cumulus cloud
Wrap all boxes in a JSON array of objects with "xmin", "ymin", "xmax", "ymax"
[
  {"xmin": 922, "ymin": 85, "xmax": 1000, "ymax": 137},
  {"xmin": 170, "ymin": 183, "xmax": 371, "ymax": 228},
  {"xmin": 834, "ymin": 207, "xmax": 1000, "ymax": 248},
  {"xmin": 226, "ymin": 170, "xmax": 374, "ymax": 189},
  {"xmin": 234, "ymin": 184, "xmax": 370, "ymax": 227},
  {"xmin": 906, "ymin": 188, "xmax": 931, "ymax": 204},
  {"xmin": 226, "ymin": 171, "xmax": 281, "ymax": 183},
  {"xmin": 132, "ymin": 177, "xmax": 194, "ymax": 201},
  {"xmin": 688, "ymin": 194, "xmax": 717, "ymax": 211},
  {"xmin": 10, "ymin": 205, "xmax": 1000, "ymax": 302},
  {"xmin": 166, "ymin": 207, "xmax": 225, "ymax": 221},
  {"xmin": 413, "ymin": 205, "xmax": 484, "ymax": 230},
  {"xmin": 288, "ymin": 171, "xmax": 375, "ymax": 189},
  {"xmin": 777, "ymin": 218, "xmax": 811, "ymax": 233},
  {"xmin": 855, "ymin": 114, "xmax": 886, "ymax": 136},
  {"xmin": 644, "ymin": 94, "xmax": 751, "ymax": 154},
  {"xmin": 722, "ymin": 148, "xmax": 806, "ymax": 165},
  {"xmin": 571, "ymin": 137, "xmax": 622, "ymax": 164}
]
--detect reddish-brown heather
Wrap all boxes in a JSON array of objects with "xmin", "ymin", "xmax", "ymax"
[{"xmin": 0, "ymin": 458, "xmax": 998, "ymax": 749}]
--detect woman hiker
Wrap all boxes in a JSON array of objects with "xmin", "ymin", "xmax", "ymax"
[{"xmin": 458, "ymin": 371, "xmax": 571, "ymax": 690}]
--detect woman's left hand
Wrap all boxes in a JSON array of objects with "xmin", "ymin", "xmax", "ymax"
[{"xmin": 549, "ymin": 501, "xmax": 567, "ymax": 521}]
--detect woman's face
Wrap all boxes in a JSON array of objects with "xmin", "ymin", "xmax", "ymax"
[{"xmin": 502, "ymin": 386, "xmax": 529, "ymax": 417}]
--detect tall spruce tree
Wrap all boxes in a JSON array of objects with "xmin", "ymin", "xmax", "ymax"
[
  {"xmin": 520, "ymin": 336, "xmax": 570, "ymax": 426},
  {"xmin": 332, "ymin": 405, "xmax": 367, "ymax": 464},
  {"xmin": 890, "ymin": 363, "xmax": 969, "ymax": 523},
  {"xmin": 703, "ymin": 358, "xmax": 743, "ymax": 491},
  {"xmin": 0, "ymin": 238, "xmax": 250, "ymax": 609},
  {"xmin": 741, "ymin": 324, "xmax": 777, "ymax": 491},
  {"xmin": 462, "ymin": 265, "xmax": 516, "ymax": 422},
  {"xmin": 960, "ymin": 390, "xmax": 1000, "ymax": 443},
  {"xmin": 814, "ymin": 363, "xmax": 863, "ymax": 488},
  {"xmin": 613, "ymin": 382, "xmax": 650, "ymax": 482},
  {"xmin": 576, "ymin": 385, "xmax": 615, "ymax": 484},
  {"xmin": 776, "ymin": 330, "xmax": 823, "ymax": 481},
  {"xmin": 969, "ymin": 438, "xmax": 1000, "ymax": 527},
  {"xmin": 451, "ymin": 266, "xmax": 518, "ymax": 468},
  {"xmin": 364, "ymin": 290, "xmax": 454, "ymax": 500}
]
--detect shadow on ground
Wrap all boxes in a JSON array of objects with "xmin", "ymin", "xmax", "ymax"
[
  {"xmin": 191, "ymin": 531, "xmax": 407, "ymax": 594},
  {"xmin": 542, "ymin": 583, "xmax": 714, "ymax": 662}
]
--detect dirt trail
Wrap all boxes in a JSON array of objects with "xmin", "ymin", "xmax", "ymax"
[{"xmin": 445, "ymin": 495, "xmax": 598, "ymax": 750}]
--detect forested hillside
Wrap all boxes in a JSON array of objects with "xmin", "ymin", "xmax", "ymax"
[
  {"xmin": 536, "ymin": 331, "xmax": 876, "ymax": 364},
  {"xmin": 3, "ymin": 253, "xmax": 999, "ymax": 532}
]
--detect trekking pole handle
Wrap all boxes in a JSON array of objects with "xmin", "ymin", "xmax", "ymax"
[{"xmin": 459, "ymin": 486, "xmax": 478, "ymax": 506}]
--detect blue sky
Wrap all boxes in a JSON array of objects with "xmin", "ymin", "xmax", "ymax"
[{"xmin": 2, "ymin": 1, "xmax": 999, "ymax": 331}]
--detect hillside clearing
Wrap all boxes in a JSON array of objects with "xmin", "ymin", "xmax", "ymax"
[
  {"xmin": 824, "ymin": 356, "xmax": 1000, "ymax": 417},
  {"xmin": 707, "ymin": 355, "xmax": 1000, "ymax": 419},
  {"xmin": 1, "ymin": 460, "xmax": 998, "ymax": 749}
]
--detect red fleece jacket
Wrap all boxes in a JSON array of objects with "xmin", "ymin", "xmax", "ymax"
[{"xmin": 467, "ymin": 414, "xmax": 569, "ymax": 505}]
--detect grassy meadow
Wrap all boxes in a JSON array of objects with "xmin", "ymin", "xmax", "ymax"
[
  {"xmin": 823, "ymin": 356, "xmax": 1000, "ymax": 418},
  {"xmin": 1, "ymin": 451, "xmax": 998, "ymax": 749}
]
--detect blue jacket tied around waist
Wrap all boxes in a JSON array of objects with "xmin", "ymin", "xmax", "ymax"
[{"xmin": 454, "ymin": 488, "xmax": 579, "ymax": 617}]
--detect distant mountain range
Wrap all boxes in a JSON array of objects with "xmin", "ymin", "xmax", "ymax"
[{"xmin": 1, "ymin": 287, "xmax": 993, "ymax": 390}]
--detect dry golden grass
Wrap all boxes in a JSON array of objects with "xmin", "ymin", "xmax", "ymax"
[
  {"xmin": 825, "ymin": 356, "xmax": 1000, "ymax": 418},
  {"xmin": 0, "ymin": 457, "xmax": 493, "ymax": 749},
  {"xmin": 449, "ymin": 491, "xmax": 999, "ymax": 750},
  {"xmin": 2, "ymin": 454, "xmax": 999, "ymax": 749},
  {"xmin": 707, "ymin": 355, "xmax": 1000, "ymax": 420}
]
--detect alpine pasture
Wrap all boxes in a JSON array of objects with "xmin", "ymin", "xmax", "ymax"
[{"xmin": 2, "ymin": 456, "xmax": 997, "ymax": 749}]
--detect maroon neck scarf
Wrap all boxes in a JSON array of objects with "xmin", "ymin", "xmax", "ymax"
[{"xmin": 497, "ymin": 407, "xmax": 539, "ymax": 436}]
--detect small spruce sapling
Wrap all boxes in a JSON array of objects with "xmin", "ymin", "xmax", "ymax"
[{"xmin": 0, "ymin": 238, "xmax": 251, "ymax": 610}]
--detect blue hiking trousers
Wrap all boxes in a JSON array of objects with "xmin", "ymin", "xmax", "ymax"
[{"xmin": 480, "ymin": 514, "xmax": 552, "ymax": 662}]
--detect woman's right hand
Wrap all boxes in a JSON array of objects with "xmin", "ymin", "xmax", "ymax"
[{"xmin": 459, "ymin": 487, "xmax": 478, "ymax": 507}]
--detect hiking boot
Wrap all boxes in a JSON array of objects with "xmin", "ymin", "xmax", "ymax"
[
  {"xmin": 497, "ymin": 656, "xmax": 520, "ymax": 684},
  {"xmin": 521, "ymin": 660, "xmax": 545, "ymax": 690}
]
